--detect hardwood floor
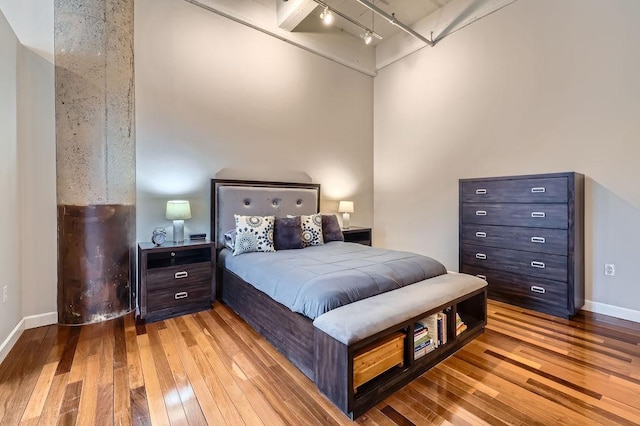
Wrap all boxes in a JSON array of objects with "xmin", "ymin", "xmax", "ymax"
[{"xmin": 1, "ymin": 300, "xmax": 639, "ymax": 425}]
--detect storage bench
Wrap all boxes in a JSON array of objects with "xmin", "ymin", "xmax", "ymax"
[{"xmin": 313, "ymin": 272, "xmax": 487, "ymax": 419}]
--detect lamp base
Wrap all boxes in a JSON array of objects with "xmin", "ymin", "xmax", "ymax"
[
  {"xmin": 173, "ymin": 220, "xmax": 185, "ymax": 243},
  {"xmin": 342, "ymin": 213, "xmax": 350, "ymax": 229}
]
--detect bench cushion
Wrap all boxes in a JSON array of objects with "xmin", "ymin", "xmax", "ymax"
[{"xmin": 313, "ymin": 273, "xmax": 487, "ymax": 345}]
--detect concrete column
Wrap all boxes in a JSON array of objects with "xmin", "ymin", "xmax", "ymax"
[{"xmin": 55, "ymin": 0, "xmax": 135, "ymax": 324}]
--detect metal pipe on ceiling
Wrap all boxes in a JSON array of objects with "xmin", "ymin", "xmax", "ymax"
[{"xmin": 355, "ymin": 0, "xmax": 433, "ymax": 46}]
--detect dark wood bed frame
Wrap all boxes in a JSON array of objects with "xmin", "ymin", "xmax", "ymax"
[{"xmin": 210, "ymin": 178, "xmax": 487, "ymax": 419}]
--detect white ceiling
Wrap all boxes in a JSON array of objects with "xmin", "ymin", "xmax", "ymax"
[{"xmin": 0, "ymin": 0, "xmax": 518, "ymax": 76}]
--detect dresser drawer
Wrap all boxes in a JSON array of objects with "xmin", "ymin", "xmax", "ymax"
[
  {"xmin": 461, "ymin": 224, "xmax": 568, "ymax": 255},
  {"xmin": 146, "ymin": 262, "xmax": 212, "ymax": 291},
  {"xmin": 147, "ymin": 281, "xmax": 212, "ymax": 311},
  {"xmin": 461, "ymin": 265, "xmax": 568, "ymax": 311},
  {"xmin": 462, "ymin": 203, "xmax": 568, "ymax": 229},
  {"xmin": 461, "ymin": 177, "xmax": 568, "ymax": 203},
  {"xmin": 461, "ymin": 244, "xmax": 567, "ymax": 282}
]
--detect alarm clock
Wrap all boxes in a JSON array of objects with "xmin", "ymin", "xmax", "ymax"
[{"xmin": 151, "ymin": 227, "xmax": 167, "ymax": 246}]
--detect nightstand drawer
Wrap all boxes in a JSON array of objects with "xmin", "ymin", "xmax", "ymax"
[
  {"xmin": 461, "ymin": 177, "xmax": 568, "ymax": 203},
  {"xmin": 461, "ymin": 224, "xmax": 568, "ymax": 255},
  {"xmin": 461, "ymin": 203, "xmax": 568, "ymax": 229},
  {"xmin": 461, "ymin": 265, "xmax": 568, "ymax": 311},
  {"xmin": 146, "ymin": 247, "xmax": 212, "ymax": 268},
  {"xmin": 461, "ymin": 244, "xmax": 568, "ymax": 282},
  {"xmin": 146, "ymin": 262, "xmax": 212, "ymax": 291},
  {"xmin": 147, "ymin": 282, "xmax": 211, "ymax": 311}
]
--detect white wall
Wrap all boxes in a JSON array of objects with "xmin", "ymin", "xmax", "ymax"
[
  {"xmin": 17, "ymin": 46, "xmax": 56, "ymax": 320},
  {"xmin": 135, "ymin": 0, "xmax": 374, "ymax": 241},
  {"xmin": 0, "ymin": 9, "xmax": 22, "ymax": 354},
  {"xmin": 374, "ymin": 0, "xmax": 640, "ymax": 315},
  {"xmin": 0, "ymin": 5, "xmax": 56, "ymax": 360}
]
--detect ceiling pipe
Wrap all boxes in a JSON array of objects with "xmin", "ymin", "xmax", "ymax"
[
  {"xmin": 355, "ymin": 0, "xmax": 433, "ymax": 46},
  {"xmin": 311, "ymin": 0, "xmax": 383, "ymax": 40}
]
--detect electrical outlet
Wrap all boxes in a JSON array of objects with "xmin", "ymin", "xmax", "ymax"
[
  {"xmin": 605, "ymin": 264, "xmax": 615, "ymax": 276},
  {"xmin": 2, "ymin": 286, "xmax": 6, "ymax": 303}
]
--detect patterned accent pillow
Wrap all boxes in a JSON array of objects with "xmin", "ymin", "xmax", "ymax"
[
  {"xmin": 300, "ymin": 213, "xmax": 324, "ymax": 247},
  {"xmin": 233, "ymin": 215, "xmax": 275, "ymax": 256},
  {"xmin": 322, "ymin": 214, "xmax": 344, "ymax": 242}
]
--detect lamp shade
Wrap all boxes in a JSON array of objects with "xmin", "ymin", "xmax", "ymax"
[
  {"xmin": 166, "ymin": 200, "xmax": 192, "ymax": 220},
  {"xmin": 338, "ymin": 201, "xmax": 354, "ymax": 213}
]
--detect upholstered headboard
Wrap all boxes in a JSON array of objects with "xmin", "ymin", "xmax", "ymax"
[{"xmin": 210, "ymin": 179, "xmax": 321, "ymax": 248}]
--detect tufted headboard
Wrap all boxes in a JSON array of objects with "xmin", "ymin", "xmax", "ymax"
[{"xmin": 210, "ymin": 179, "xmax": 321, "ymax": 248}]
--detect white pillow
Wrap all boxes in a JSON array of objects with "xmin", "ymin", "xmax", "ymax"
[
  {"xmin": 233, "ymin": 215, "xmax": 275, "ymax": 256},
  {"xmin": 223, "ymin": 229, "xmax": 236, "ymax": 251}
]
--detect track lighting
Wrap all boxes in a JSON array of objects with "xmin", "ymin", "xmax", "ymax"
[
  {"xmin": 362, "ymin": 31, "xmax": 372, "ymax": 45},
  {"xmin": 355, "ymin": 0, "xmax": 433, "ymax": 46},
  {"xmin": 312, "ymin": 0, "xmax": 382, "ymax": 42},
  {"xmin": 320, "ymin": 6, "xmax": 333, "ymax": 25}
]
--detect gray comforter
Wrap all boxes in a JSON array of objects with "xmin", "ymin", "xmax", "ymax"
[{"xmin": 218, "ymin": 241, "xmax": 447, "ymax": 319}]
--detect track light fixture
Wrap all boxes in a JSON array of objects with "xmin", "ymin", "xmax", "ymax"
[
  {"xmin": 355, "ymin": 0, "xmax": 433, "ymax": 46},
  {"xmin": 312, "ymin": 0, "xmax": 382, "ymax": 43},
  {"xmin": 320, "ymin": 6, "xmax": 333, "ymax": 25},
  {"xmin": 362, "ymin": 31, "xmax": 372, "ymax": 45}
]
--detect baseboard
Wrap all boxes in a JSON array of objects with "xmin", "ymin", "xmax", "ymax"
[
  {"xmin": 583, "ymin": 300, "xmax": 640, "ymax": 323},
  {"xmin": 0, "ymin": 312, "xmax": 57, "ymax": 364},
  {"xmin": 24, "ymin": 311, "xmax": 58, "ymax": 329},
  {"xmin": 0, "ymin": 319, "xmax": 25, "ymax": 364}
]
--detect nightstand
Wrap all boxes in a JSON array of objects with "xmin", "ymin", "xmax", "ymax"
[
  {"xmin": 342, "ymin": 227, "xmax": 372, "ymax": 246},
  {"xmin": 137, "ymin": 240, "xmax": 215, "ymax": 322}
]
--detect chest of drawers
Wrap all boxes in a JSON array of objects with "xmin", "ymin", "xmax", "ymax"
[
  {"xmin": 137, "ymin": 241, "xmax": 215, "ymax": 322},
  {"xmin": 459, "ymin": 172, "xmax": 584, "ymax": 318}
]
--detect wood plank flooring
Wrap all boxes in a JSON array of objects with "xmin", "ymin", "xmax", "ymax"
[{"xmin": 1, "ymin": 300, "xmax": 639, "ymax": 425}]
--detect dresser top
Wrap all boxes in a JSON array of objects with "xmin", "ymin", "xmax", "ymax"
[{"xmin": 459, "ymin": 171, "xmax": 582, "ymax": 182}]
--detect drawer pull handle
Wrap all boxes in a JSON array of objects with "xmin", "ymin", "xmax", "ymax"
[
  {"xmin": 531, "ymin": 237, "xmax": 546, "ymax": 243},
  {"xmin": 476, "ymin": 253, "xmax": 487, "ymax": 260},
  {"xmin": 531, "ymin": 286, "xmax": 546, "ymax": 294},
  {"xmin": 476, "ymin": 210, "xmax": 487, "ymax": 216},
  {"xmin": 174, "ymin": 291, "xmax": 189, "ymax": 300},
  {"xmin": 475, "ymin": 189, "xmax": 487, "ymax": 195},
  {"xmin": 531, "ymin": 261, "xmax": 546, "ymax": 269},
  {"xmin": 531, "ymin": 187, "xmax": 546, "ymax": 193},
  {"xmin": 475, "ymin": 231, "xmax": 487, "ymax": 238},
  {"xmin": 531, "ymin": 212, "xmax": 546, "ymax": 218},
  {"xmin": 476, "ymin": 274, "xmax": 487, "ymax": 280},
  {"xmin": 175, "ymin": 271, "xmax": 188, "ymax": 279}
]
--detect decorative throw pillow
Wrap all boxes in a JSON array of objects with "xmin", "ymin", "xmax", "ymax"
[
  {"xmin": 322, "ymin": 214, "xmax": 344, "ymax": 242},
  {"xmin": 274, "ymin": 216, "xmax": 304, "ymax": 250},
  {"xmin": 223, "ymin": 229, "xmax": 236, "ymax": 251},
  {"xmin": 233, "ymin": 215, "xmax": 275, "ymax": 256},
  {"xmin": 300, "ymin": 213, "xmax": 324, "ymax": 247}
]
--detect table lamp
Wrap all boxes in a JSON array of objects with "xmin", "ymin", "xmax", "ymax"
[
  {"xmin": 166, "ymin": 200, "xmax": 191, "ymax": 243},
  {"xmin": 338, "ymin": 200, "xmax": 354, "ymax": 229}
]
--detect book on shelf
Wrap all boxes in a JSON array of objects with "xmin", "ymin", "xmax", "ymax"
[
  {"xmin": 414, "ymin": 333, "xmax": 432, "ymax": 348},
  {"xmin": 455, "ymin": 312, "xmax": 467, "ymax": 336},
  {"xmin": 456, "ymin": 322, "xmax": 468, "ymax": 335},
  {"xmin": 417, "ymin": 310, "xmax": 450, "ymax": 348},
  {"xmin": 437, "ymin": 312, "xmax": 447, "ymax": 345},
  {"xmin": 420, "ymin": 315, "xmax": 439, "ymax": 348},
  {"xmin": 414, "ymin": 341, "xmax": 435, "ymax": 359},
  {"xmin": 414, "ymin": 328, "xmax": 429, "ymax": 341}
]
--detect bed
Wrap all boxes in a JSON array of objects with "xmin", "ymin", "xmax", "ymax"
[{"xmin": 211, "ymin": 179, "xmax": 487, "ymax": 419}]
